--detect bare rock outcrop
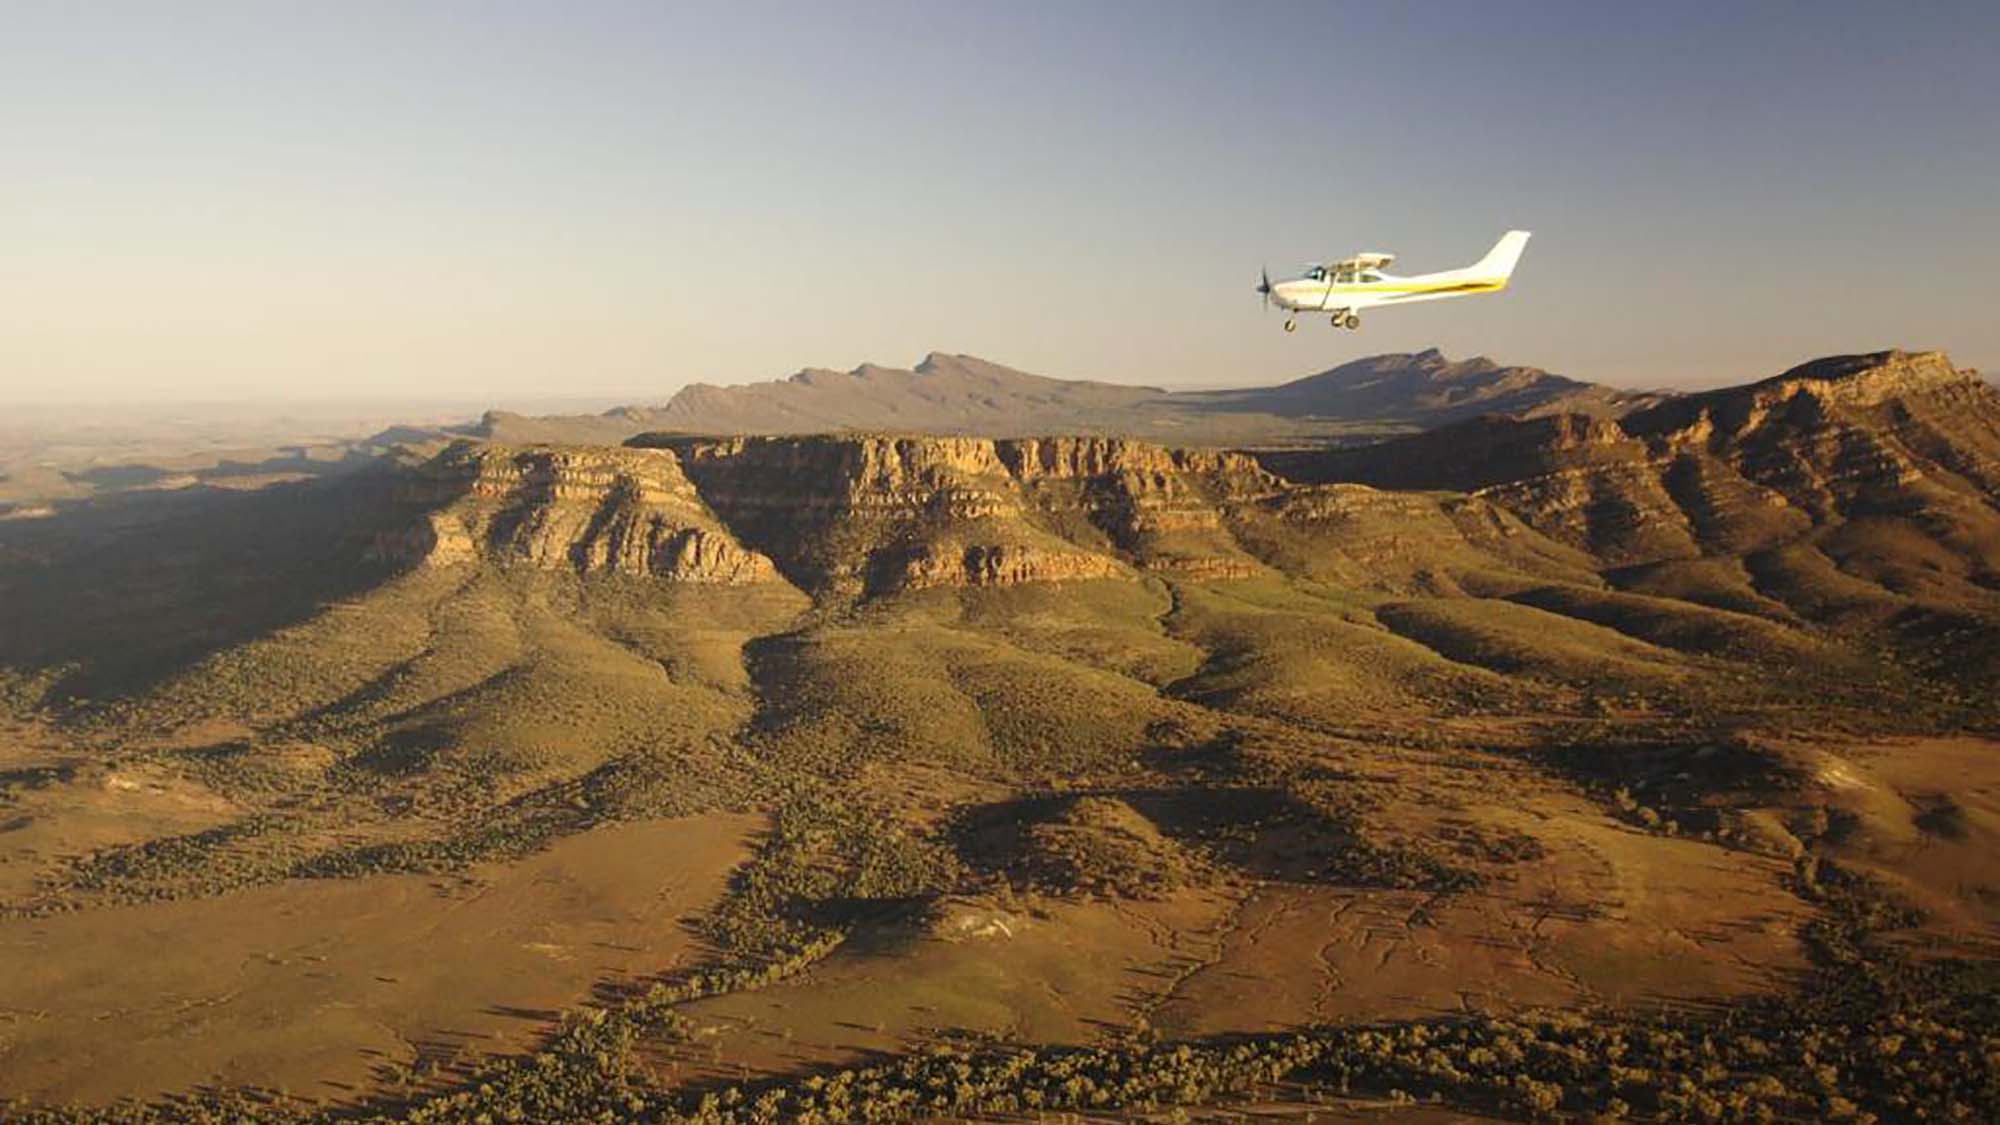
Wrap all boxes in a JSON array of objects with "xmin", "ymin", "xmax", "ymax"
[
  {"xmin": 372, "ymin": 443, "xmax": 779, "ymax": 583},
  {"xmin": 629, "ymin": 433, "xmax": 1290, "ymax": 593},
  {"xmin": 1275, "ymin": 351, "xmax": 2000, "ymax": 568}
]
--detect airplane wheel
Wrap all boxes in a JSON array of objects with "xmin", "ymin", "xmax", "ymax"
[
  {"xmin": 1283, "ymin": 318, "xmax": 1296, "ymax": 333},
  {"xmin": 1330, "ymin": 315, "xmax": 1341, "ymax": 327},
  {"xmin": 1343, "ymin": 313, "xmax": 1360, "ymax": 330}
]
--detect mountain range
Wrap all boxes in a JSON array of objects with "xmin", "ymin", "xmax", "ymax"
[
  {"xmin": 1, "ymin": 349, "xmax": 1646, "ymax": 514},
  {"xmin": 468, "ymin": 348, "xmax": 1656, "ymax": 448},
  {"xmin": 2, "ymin": 346, "xmax": 1996, "ymax": 1120}
]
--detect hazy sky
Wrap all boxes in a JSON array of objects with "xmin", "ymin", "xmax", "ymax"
[{"xmin": 6, "ymin": 1, "xmax": 1997, "ymax": 405}]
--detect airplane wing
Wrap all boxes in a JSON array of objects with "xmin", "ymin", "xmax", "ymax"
[{"xmin": 1330, "ymin": 251, "xmax": 1395, "ymax": 272}]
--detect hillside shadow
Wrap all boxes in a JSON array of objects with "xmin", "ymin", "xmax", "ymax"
[
  {"xmin": 56, "ymin": 446, "xmax": 392, "ymax": 493},
  {"xmin": 62, "ymin": 464, "xmax": 173, "ymax": 489},
  {"xmin": 0, "ymin": 467, "xmax": 408, "ymax": 705},
  {"xmin": 953, "ymin": 786, "xmax": 1340, "ymax": 888},
  {"xmin": 189, "ymin": 447, "xmax": 388, "ymax": 481}
]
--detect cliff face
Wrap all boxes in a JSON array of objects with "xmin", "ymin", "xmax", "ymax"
[
  {"xmin": 1278, "ymin": 351, "xmax": 2000, "ymax": 568},
  {"xmin": 377, "ymin": 351, "xmax": 2000, "ymax": 604},
  {"xmin": 636, "ymin": 435, "xmax": 1217, "ymax": 590},
  {"xmin": 378, "ymin": 430, "xmax": 1614, "ymax": 598},
  {"xmin": 995, "ymin": 438, "xmax": 1275, "ymax": 578},
  {"xmin": 614, "ymin": 432, "xmax": 1577, "ymax": 595},
  {"xmin": 1623, "ymin": 351, "xmax": 2000, "ymax": 522},
  {"xmin": 373, "ymin": 444, "xmax": 779, "ymax": 584}
]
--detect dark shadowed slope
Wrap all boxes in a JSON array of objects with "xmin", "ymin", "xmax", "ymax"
[{"xmin": 1181, "ymin": 347, "xmax": 1659, "ymax": 425}]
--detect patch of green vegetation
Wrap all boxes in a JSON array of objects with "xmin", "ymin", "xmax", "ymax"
[
  {"xmin": 1511, "ymin": 582, "xmax": 1836, "ymax": 667},
  {"xmin": 1375, "ymin": 596, "xmax": 1686, "ymax": 689},
  {"xmin": 1434, "ymin": 820, "xmax": 1549, "ymax": 865},
  {"xmin": 650, "ymin": 997, "xmax": 1994, "ymax": 1123},
  {"xmin": 299, "ymin": 743, "xmax": 751, "ymax": 880},
  {"xmin": 1552, "ymin": 736, "xmax": 1809, "ymax": 843},
  {"xmin": 1163, "ymin": 581, "xmax": 1533, "ymax": 732},
  {"xmin": 1786, "ymin": 856, "xmax": 1982, "ymax": 1023},
  {"xmin": 958, "ymin": 781, "xmax": 1483, "ymax": 898},
  {"xmin": 45, "ymin": 813, "xmax": 296, "ymax": 906},
  {"xmin": 745, "ymin": 610, "xmax": 1189, "ymax": 783},
  {"xmin": 25, "ymin": 978, "xmax": 1992, "ymax": 1123},
  {"xmin": 165, "ymin": 740, "xmax": 326, "ymax": 799},
  {"xmin": 986, "ymin": 794, "xmax": 1205, "ymax": 899},
  {"xmin": 0, "ymin": 665, "xmax": 66, "ymax": 720},
  {"xmin": 701, "ymin": 787, "xmax": 964, "ymax": 961},
  {"xmin": 945, "ymin": 578, "xmax": 1204, "ymax": 688},
  {"xmin": 1284, "ymin": 779, "xmax": 1484, "ymax": 892}
]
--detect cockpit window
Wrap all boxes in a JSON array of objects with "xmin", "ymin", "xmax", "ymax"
[{"xmin": 1305, "ymin": 266, "xmax": 1326, "ymax": 281}]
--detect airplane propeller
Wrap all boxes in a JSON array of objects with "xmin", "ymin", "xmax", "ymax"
[{"xmin": 1256, "ymin": 267, "xmax": 1272, "ymax": 311}]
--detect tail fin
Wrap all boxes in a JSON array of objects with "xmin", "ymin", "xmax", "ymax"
[{"xmin": 1471, "ymin": 230, "xmax": 1531, "ymax": 279}]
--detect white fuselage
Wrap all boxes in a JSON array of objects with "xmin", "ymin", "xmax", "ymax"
[
  {"xmin": 1268, "ymin": 265, "xmax": 1509, "ymax": 315},
  {"xmin": 1265, "ymin": 231, "xmax": 1531, "ymax": 326}
]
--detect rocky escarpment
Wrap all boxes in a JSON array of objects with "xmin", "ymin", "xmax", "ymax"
[
  {"xmin": 373, "ymin": 443, "xmax": 779, "ymax": 583},
  {"xmin": 634, "ymin": 435, "xmax": 1143, "ymax": 594},
  {"xmin": 1275, "ymin": 351, "xmax": 2000, "ymax": 570},
  {"xmin": 633, "ymin": 433, "xmax": 1285, "ymax": 592},
  {"xmin": 996, "ymin": 438, "xmax": 1276, "ymax": 578},
  {"xmin": 1623, "ymin": 351, "xmax": 2000, "ymax": 519},
  {"xmin": 369, "ymin": 351, "xmax": 2000, "ymax": 607},
  {"xmin": 369, "ymin": 432, "xmax": 1606, "ymax": 598},
  {"xmin": 614, "ymin": 432, "xmax": 1578, "ymax": 595}
]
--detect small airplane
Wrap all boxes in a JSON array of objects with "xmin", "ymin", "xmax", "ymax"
[{"xmin": 1256, "ymin": 230, "xmax": 1531, "ymax": 332}]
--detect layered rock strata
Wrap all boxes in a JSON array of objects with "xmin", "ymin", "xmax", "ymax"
[{"xmin": 372, "ymin": 443, "xmax": 778, "ymax": 583}]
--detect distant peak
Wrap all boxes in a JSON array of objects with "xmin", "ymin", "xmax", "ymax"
[
  {"xmin": 1769, "ymin": 349, "xmax": 1949, "ymax": 385},
  {"xmin": 1631, "ymin": 349, "xmax": 1974, "ymax": 425},
  {"xmin": 913, "ymin": 351, "xmax": 991, "ymax": 375},
  {"xmin": 787, "ymin": 367, "xmax": 846, "ymax": 386}
]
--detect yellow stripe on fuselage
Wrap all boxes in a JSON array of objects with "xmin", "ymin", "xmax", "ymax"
[
  {"xmin": 1331, "ymin": 277, "xmax": 1507, "ymax": 295},
  {"xmin": 1276, "ymin": 275, "xmax": 1509, "ymax": 312}
]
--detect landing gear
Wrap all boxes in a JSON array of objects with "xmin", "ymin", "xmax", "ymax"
[
  {"xmin": 1341, "ymin": 312, "xmax": 1360, "ymax": 330},
  {"xmin": 1283, "ymin": 317, "xmax": 1297, "ymax": 333}
]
